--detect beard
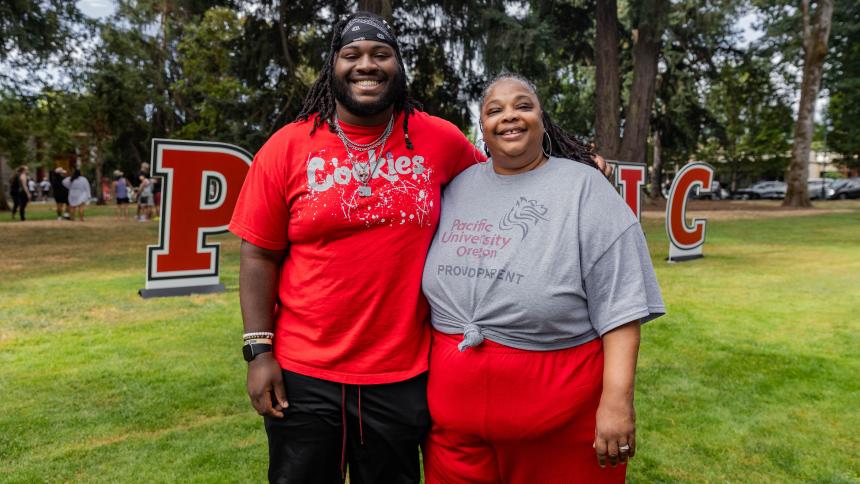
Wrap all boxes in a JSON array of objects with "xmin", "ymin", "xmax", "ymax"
[{"xmin": 332, "ymin": 69, "xmax": 405, "ymax": 118}]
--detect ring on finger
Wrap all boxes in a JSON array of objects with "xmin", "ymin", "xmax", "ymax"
[{"xmin": 619, "ymin": 444, "xmax": 631, "ymax": 453}]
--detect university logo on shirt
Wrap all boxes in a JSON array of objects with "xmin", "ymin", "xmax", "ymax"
[{"xmin": 499, "ymin": 197, "xmax": 550, "ymax": 240}]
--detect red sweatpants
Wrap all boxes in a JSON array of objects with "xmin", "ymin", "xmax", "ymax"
[{"xmin": 424, "ymin": 331, "xmax": 627, "ymax": 484}]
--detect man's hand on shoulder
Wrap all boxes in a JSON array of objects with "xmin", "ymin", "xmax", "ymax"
[
  {"xmin": 247, "ymin": 353, "xmax": 289, "ymax": 418},
  {"xmin": 593, "ymin": 153, "xmax": 614, "ymax": 179}
]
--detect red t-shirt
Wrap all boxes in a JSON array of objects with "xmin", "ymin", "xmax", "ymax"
[{"xmin": 229, "ymin": 111, "xmax": 483, "ymax": 384}]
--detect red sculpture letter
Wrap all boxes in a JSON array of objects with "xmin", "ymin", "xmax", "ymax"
[
  {"xmin": 142, "ymin": 139, "xmax": 251, "ymax": 297},
  {"xmin": 615, "ymin": 164, "xmax": 645, "ymax": 220},
  {"xmin": 666, "ymin": 162, "xmax": 714, "ymax": 262}
]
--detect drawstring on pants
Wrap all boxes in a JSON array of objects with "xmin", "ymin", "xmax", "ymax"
[{"xmin": 358, "ymin": 385, "xmax": 364, "ymax": 445}]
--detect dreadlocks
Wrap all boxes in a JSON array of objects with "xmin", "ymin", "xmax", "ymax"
[
  {"xmin": 480, "ymin": 73, "xmax": 597, "ymax": 170},
  {"xmin": 296, "ymin": 12, "xmax": 421, "ymax": 150}
]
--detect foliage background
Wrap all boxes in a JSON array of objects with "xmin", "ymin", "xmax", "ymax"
[{"xmin": 2, "ymin": 0, "xmax": 857, "ymax": 193}]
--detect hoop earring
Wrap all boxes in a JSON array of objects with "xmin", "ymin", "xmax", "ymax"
[
  {"xmin": 475, "ymin": 138, "xmax": 490, "ymax": 163},
  {"xmin": 478, "ymin": 122, "xmax": 491, "ymax": 160},
  {"xmin": 542, "ymin": 131, "xmax": 552, "ymax": 158}
]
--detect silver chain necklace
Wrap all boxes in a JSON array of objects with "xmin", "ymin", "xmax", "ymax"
[
  {"xmin": 334, "ymin": 114, "xmax": 394, "ymax": 150},
  {"xmin": 334, "ymin": 114, "xmax": 394, "ymax": 197}
]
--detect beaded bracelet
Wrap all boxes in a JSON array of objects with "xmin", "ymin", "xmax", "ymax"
[{"xmin": 243, "ymin": 331, "xmax": 274, "ymax": 341}]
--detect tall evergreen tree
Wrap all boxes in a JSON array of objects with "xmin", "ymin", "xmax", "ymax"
[{"xmin": 784, "ymin": 0, "xmax": 834, "ymax": 207}]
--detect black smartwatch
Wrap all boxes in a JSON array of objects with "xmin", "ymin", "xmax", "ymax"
[{"xmin": 243, "ymin": 343, "xmax": 273, "ymax": 362}]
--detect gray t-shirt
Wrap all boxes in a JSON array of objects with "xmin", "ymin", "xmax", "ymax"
[{"xmin": 422, "ymin": 157, "xmax": 665, "ymax": 351}]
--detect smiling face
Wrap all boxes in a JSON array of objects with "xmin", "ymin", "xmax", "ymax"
[
  {"xmin": 332, "ymin": 40, "xmax": 403, "ymax": 123},
  {"xmin": 480, "ymin": 78, "xmax": 546, "ymax": 174}
]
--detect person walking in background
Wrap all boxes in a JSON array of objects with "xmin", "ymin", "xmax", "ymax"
[
  {"xmin": 10, "ymin": 166, "xmax": 32, "ymax": 221},
  {"xmin": 134, "ymin": 162, "xmax": 150, "ymax": 221},
  {"xmin": 39, "ymin": 177, "xmax": 51, "ymax": 201},
  {"xmin": 51, "ymin": 167, "xmax": 70, "ymax": 220},
  {"xmin": 63, "ymin": 169, "xmax": 91, "ymax": 222},
  {"xmin": 33, "ymin": 175, "xmax": 43, "ymax": 200},
  {"xmin": 112, "ymin": 170, "xmax": 131, "ymax": 220},
  {"xmin": 136, "ymin": 173, "xmax": 153, "ymax": 221},
  {"xmin": 151, "ymin": 176, "xmax": 162, "ymax": 220},
  {"xmin": 101, "ymin": 176, "xmax": 112, "ymax": 203}
]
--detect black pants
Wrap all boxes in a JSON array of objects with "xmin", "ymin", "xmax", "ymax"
[
  {"xmin": 11, "ymin": 194, "xmax": 28, "ymax": 220},
  {"xmin": 264, "ymin": 370, "xmax": 430, "ymax": 484}
]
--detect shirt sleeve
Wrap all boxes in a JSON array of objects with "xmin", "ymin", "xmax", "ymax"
[
  {"xmin": 454, "ymin": 135, "xmax": 484, "ymax": 178},
  {"xmin": 583, "ymin": 223, "xmax": 666, "ymax": 336},
  {"xmin": 229, "ymin": 140, "xmax": 290, "ymax": 251},
  {"xmin": 447, "ymin": 125, "xmax": 483, "ymax": 181}
]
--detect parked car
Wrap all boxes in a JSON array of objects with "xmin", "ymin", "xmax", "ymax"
[
  {"xmin": 807, "ymin": 178, "xmax": 836, "ymax": 200},
  {"xmin": 690, "ymin": 180, "xmax": 730, "ymax": 200},
  {"xmin": 733, "ymin": 181, "xmax": 787, "ymax": 200},
  {"xmin": 829, "ymin": 178, "xmax": 860, "ymax": 199}
]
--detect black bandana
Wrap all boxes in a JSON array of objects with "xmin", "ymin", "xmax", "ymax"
[{"xmin": 341, "ymin": 16, "xmax": 397, "ymax": 49}]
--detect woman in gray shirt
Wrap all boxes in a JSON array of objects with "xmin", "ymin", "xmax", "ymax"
[
  {"xmin": 63, "ymin": 169, "xmax": 91, "ymax": 222},
  {"xmin": 421, "ymin": 74, "xmax": 665, "ymax": 483}
]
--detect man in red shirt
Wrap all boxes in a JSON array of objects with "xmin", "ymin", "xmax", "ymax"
[{"xmin": 229, "ymin": 11, "xmax": 482, "ymax": 483}]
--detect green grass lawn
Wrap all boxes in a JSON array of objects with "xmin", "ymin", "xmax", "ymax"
[{"xmin": 1, "ymin": 202, "xmax": 858, "ymax": 482}]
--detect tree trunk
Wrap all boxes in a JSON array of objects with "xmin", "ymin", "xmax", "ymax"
[
  {"xmin": 651, "ymin": 127, "xmax": 663, "ymax": 198},
  {"xmin": 131, "ymin": 142, "xmax": 142, "ymax": 167},
  {"xmin": 358, "ymin": 0, "xmax": 392, "ymax": 21},
  {"xmin": 618, "ymin": 0, "xmax": 668, "ymax": 165},
  {"xmin": 783, "ymin": 0, "xmax": 834, "ymax": 207},
  {"xmin": 0, "ymin": 156, "xmax": 8, "ymax": 211},
  {"xmin": 95, "ymin": 150, "xmax": 104, "ymax": 205},
  {"xmin": 730, "ymin": 159, "xmax": 738, "ymax": 193},
  {"xmin": 594, "ymin": 0, "xmax": 620, "ymax": 160}
]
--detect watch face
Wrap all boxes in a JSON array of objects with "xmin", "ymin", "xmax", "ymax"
[{"xmin": 243, "ymin": 343, "xmax": 272, "ymax": 362}]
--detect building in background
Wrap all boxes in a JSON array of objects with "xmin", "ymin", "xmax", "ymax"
[{"xmin": 809, "ymin": 149, "xmax": 842, "ymax": 178}]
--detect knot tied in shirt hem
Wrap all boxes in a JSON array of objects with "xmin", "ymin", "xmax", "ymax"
[{"xmin": 458, "ymin": 323, "xmax": 484, "ymax": 351}]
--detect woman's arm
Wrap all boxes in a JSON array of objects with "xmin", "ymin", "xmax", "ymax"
[
  {"xmin": 21, "ymin": 174, "xmax": 31, "ymax": 199},
  {"xmin": 594, "ymin": 321, "xmax": 640, "ymax": 468}
]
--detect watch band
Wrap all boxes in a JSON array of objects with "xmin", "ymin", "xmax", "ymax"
[{"xmin": 243, "ymin": 342, "xmax": 273, "ymax": 362}]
